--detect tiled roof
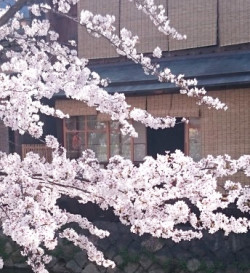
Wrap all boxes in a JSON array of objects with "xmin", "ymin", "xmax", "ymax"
[{"xmin": 57, "ymin": 50, "xmax": 250, "ymax": 96}]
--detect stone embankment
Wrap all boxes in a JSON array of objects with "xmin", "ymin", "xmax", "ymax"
[{"xmin": 1, "ymin": 221, "xmax": 250, "ymax": 273}]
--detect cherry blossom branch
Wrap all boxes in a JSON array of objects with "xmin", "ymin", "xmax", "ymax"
[
  {"xmin": 131, "ymin": 0, "xmax": 186, "ymax": 39},
  {"xmin": 0, "ymin": 135, "xmax": 249, "ymax": 271},
  {"xmin": 0, "ymin": 16, "xmax": 177, "ymax": 137},
  {"xmin": 0, "ymin": 2, "xmax": 249, "ymax": 272},
  {"xmin": 77, "ymin": 9, "xmax": 227, "ymax": 110},
  {"xmin": 49, "ymin": 5, "xmax": 226, "ymax": 110},
  {"xmin": 0, "ymin": 1, "xmax": 227, "ymax": 140},
  {"xmin": 0, "ymin": 0, "xmax": 29, "ymax": 27}
]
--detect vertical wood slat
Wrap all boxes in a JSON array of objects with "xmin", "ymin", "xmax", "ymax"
[
  {"xmin": 97, "ymin": 96, "xmax": 146, "ymax": 121},
  {"xmin": 126, "ymin": 96, "xmax": 146, "ymax": 110},
  {"xmin": 219, "ymin": 0, "xmax": 250, "ymax": 46},
  {"xmin": 168, "ymin": 0, "xmax": 217, "ymax": 50},
  {"xmin": 77, "ymin": 0, "xmax": 119, "ymax": 59},
  {"xmin": 200, "ymin": 89, "xmax": 250, "ymax": 185},
  {"xmin": 147, "ymin": 94, "xmax": 199, "ymax": 117},
  {"xmin": 77, "ymin": 0, "xmax": 250, "ymax": 57},
  {"xmin": 55, "ymin": 100, "xmax": 97, "ymax": 116},
  {"xmin": 120, "ymin": 0, "xmax": 168, "ymax": 53}
]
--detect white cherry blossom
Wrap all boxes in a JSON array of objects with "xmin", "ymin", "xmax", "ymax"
[{"xmin": 0, "ymin": 1, "xmax": 249, "ymax": 272}]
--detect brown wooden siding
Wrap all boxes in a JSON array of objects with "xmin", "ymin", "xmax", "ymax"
[
  {"xmin": 147, "ymin": 93, "xmax": 199, "ymax": 117},
  {"xmin": 120, "ymin": 0, "xmax": 168, "ymax": 53},
  {"xmin": 200, "ymin": 89, "xmax": 250, "ymax": 185},
  {"xmin": 56, "ymin": 89, "xmax": 250, "ymax": 185},
  {"xmin": 55, "ymin": 100, "xmax": 97, "ymax": 116},
  {"xmin": 77, "ymin": 0, "xmax": 250, "ymax": 58},
  {"xmin": 219, "ymin": 0, "xmax": 250, "ymax": 46},
  {"xmin": 168, "ymin": 0, "xmax": 217, "ymax": 51},
  {"xmin": 77, "ymin": 0, "xmax": 119, "ymax": 59}
]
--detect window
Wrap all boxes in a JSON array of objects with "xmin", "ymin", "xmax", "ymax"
[
  {"xmin": 187, "ymin": 117, "xmax": 202, "ymax": 161},
  {"xmin": 64, "ymin": 115, "xmax": 200, "ymax": 162},
  {"xmin": 147, "ymin": 119, "xmax": 185, "ymax": 158},
  {"xmin": 147, "ymin": 117, "xmax": 201, "ymax": 161},
  {"xmin": 64, "ymin": 116, "xmax": 146, "ymax": 162}
]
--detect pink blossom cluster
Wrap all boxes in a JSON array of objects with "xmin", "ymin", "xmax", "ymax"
[
  {"xmin": 0, "ymin": 137, "xmax": 249, "ymax": 272},
  {"xmin": 78, "ymin": 2, "xmax": 227, "ymax": 110},
  {"xmin": 0, "ymin": 0, "xmax": 249, "ymax": 272},
  {"xmin": 0, "ymin": 0, "xmax": 227, "ymax": 140}
]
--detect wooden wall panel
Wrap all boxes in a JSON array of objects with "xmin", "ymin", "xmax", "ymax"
[
  {"xmin": 76, "ymin": 0, "xmax": 250, "ymax": 58},
  {"xmin": 168, "ymin": 0, "xmax": 217, "ymax": 50},
  {"xmin": 126, "ymin": 96, "xmax": 146, "ymax": 110},
  {"xmin": 120, "ymin": 0, "xmax": 168, "ymax": 53},
  {"xmin": 147, "ymin": 94, "xmax": 199, "ymax": 117},
  {"xmin": 55, "ymin": 100, "xmax": 97, "ymax": 116},
  {"xmin": 200, "ymin": 89, "xmax": 250, "ymax": 185},
  {"xmin": 77, "ymin": 0, "xmax": 119, "ymax": 59},
  {"xmin": 219, "ymin": 0, "xmax": 250, "ymax": 46}
]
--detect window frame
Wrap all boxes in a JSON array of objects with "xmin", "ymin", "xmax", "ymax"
[
  {"xmin": 63, "ymin": 116, "xmax": 135, "ymax": 162},
  {"xmin": 63, "ymin": 115, "xmax": 200, "ymax": 163},
  {"xmin": 185, "ymin": 117, "xmax": 202, "ymax": 161}
]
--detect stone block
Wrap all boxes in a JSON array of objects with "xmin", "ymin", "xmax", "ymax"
[
  {"xmin": 225, "ymin": 269, "xmax": 239, "ymax": 273},
  {"xmin": 52, "ymin": 262, "xmax": 70, "ymax": 273},
  {"xmin": 74, "ymin": 251, "xmax": 88, "ymax": 268},
  {"xmin": 4, "ymin": 242, "xmax": 13, "ymax": 255},
  {"xmin": 148, "ymin": 264, "xmax": 166, "ymax": 273},
  {"xmin": 113, "ymin": 255, "xmax": 123, "ymax": 266},
  {"xmin": 82, "ymin": 263, "xmax": 100, "ymax": 273},
  {"xmin": 139, "ymin": 254, "xmax": 153, "ymax": 270},
  {"xmin": 66, "ymin": 260, "xmax": 82, "ymax": 273},
  {"xmin": 186, "ymin": 258, "xmax": 201, "ymax": 272},
  {"xmin": 123, "ymin": 262, "xmax": 139, "ymax": 273},
  {"xmin": 98, "ymin": 238, "xmax": 111, "ymax": 251},
  {"xmin": 47, "ymin": 256, "xmax": 58, "ymax": 268},
  {"xmin": 230, "ymin": 234, "xmax": 245, "ymax": 252},
  {"xmin": 10, "ymin": 250, "xmax": 26, "ymax": 264},
  {"xmin": 105, "ymin": 247, "xmax": 117, "ymax": 259},
  {"xmin": 141, "ymin": 238, "xmax": 164, "ymax": 253}
]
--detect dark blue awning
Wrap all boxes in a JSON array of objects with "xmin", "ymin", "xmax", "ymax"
[
  {"xmin": 89, "ymin": 50, "xmax": 250, "ymax": 94},
  {"xmin": 56, "ymin": 50, "xmax": 250, "ymax": 97}
]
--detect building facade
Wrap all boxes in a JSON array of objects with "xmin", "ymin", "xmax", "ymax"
[{"xmin": 17, "ymin": 0, "xmax": 250, "ymax": 185}]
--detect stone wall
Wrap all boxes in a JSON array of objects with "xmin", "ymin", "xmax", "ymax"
[{"xmin": 2, "ymin": 221, "xmax": 250, "ymax": 273}]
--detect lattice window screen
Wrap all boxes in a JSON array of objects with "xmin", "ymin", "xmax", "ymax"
[
  {"xmin": 219, "ymin": 0, "xmax": 250, "ymax": 46},
  {"xmin": 168, "ymin": 0, "xmax": 217, "ymax": 51},
  {"xmin": 77, "ymin": 0, "xmax": 119, "ymax": 59},
  {"xmin": 55, "ymin": 100, "xmax": 97, "ymax": 116},
  {"xmin": 120, "ymin": 0, "xmax": 168, "ymax": 53}
]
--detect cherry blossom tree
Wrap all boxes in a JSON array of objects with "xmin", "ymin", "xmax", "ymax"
[{"xmin": 0, "ymin": 0, "xmax": 249, "ymax": 272}]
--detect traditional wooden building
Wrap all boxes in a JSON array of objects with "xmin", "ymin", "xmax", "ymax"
[{"xmin": 15, "ymin": 0, "xmax": 250, "ymax": 185}]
